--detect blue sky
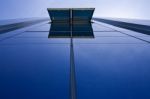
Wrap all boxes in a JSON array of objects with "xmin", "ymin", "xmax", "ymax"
[{"xmin": 0, "ymin": 0, "xmax": 150, "ymax": 20}]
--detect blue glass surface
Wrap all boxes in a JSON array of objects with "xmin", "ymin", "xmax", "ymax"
[
  {"xmin": 74, "ymin": 44, "xmax": 150, "ymax": 99},
  {"xmin": 95, "ymin": 20, "xmax": 150, "ymax": 43},
  {"xmin": 0, "ymin": 19, "xmax": 150, "ymax": 99},
  {"xmin": 27, "ymin": 24, "xmax": 50, "ymax": 32},
  {"xmin": 102, "ymin": 18, "xmax": 150, "ymax": 26},
  {"xmin": 92, "ymin": 23, "xmax": 115, "ymax": 32},
  {"xmin": 0, "ymin": 45, "xmax": 70, "ymax": 99}
]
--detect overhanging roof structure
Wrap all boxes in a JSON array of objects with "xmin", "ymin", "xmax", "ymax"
[
  {"xmin": 47, "ymin": 8, "xmax": 95, "ymax": 22},
  {"xmin": 47, "ymin": 8, "xmax": 95, "ymax": 38}
]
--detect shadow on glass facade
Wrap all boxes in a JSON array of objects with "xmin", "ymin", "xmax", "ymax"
[{"xmin": 48, "ymin": 22, "xmax": 94, "ymax": 38}]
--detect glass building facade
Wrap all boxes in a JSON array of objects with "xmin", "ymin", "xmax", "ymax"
[{"xmin": 0, "ymin": 8, "xmax": 150, "ymax": 99}]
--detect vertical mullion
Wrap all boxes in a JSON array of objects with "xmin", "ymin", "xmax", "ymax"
[{"xmin": 70, "ymin": 8, "xmax": 77, "ymax": 99}]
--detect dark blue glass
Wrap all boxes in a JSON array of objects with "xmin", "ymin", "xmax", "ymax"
[
  {"xmin": 47, "ymin": 8, "xmax": 70, "ymax": 22},
  {"xmin": 74, "ymin": 44, "xmax": 150, "ymax": 99},
  {"xmin": 0, "ymin": 18, "xmax": 150, "ymax": 99},
  {"xmin": 49, "ymin": 23, "xmax": 71, "ymax": 38},
  {"xmin": 72, "ymin": 8, "xmax": 95, "ymax": 22},
  {"xmin": 0, "ymin": 45, "xmax": 70, "ymax": 99}
]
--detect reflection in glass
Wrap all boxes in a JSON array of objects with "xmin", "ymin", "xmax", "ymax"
[
  {"xmin": 48, "ymin": 23, "xmax": 71, "ymax": 38},
  {"xmin": 48, "ymin": 22, "xmax": 94, "ymax": 38}
]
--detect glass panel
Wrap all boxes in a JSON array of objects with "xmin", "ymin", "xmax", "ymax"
[
  {"xmin": 14, "ymin": 32, "xmax": 49, "ymax": 38},
  {"xmin": 72, "ymin": 23, "xmax": 94, "ymax": 38},
  {"xmin": 139, "ymin": 37, "xmax": 150, "ymax": 42},
  {"xmin": 49, "ymin": 23, "xmax": 71, "ymax": 38},
  {"xmin": 92, "ymin": 23, "xmax": 115, "ymax": 32},
  {"xmin": 27, "ymin": 24, "xmax": 50, "ymax": 32},
  {"xmin": 0, "ymin": 45, "xmax": 70, "ymax": 99},
  {"xmin": 72, "ymin": 8, "xmax": 95, "ymax": 22},
  {"xmin": 74, "ymin": 44, "xmax": 150, "ymax": 99},
  {"xmin": 47, "ymin": 8, "xmax": 70, "ymax": 22},
  {"xmin": 74, "ymin": 36, "xmax": 146, "ymax": 44},
  {"xmin": 0, "ymin": 37, "xmax": 70, "ymax": 45},
  {"xmin": 94, "ymin": 32, "xmax": 128, "ymax": 37}
]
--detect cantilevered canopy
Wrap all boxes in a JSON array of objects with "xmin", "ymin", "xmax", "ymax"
[
  {"xmin": 47, "ymin": 8, "xmax": 70, "ymax": 22},
  {"xmin": 72, "ymin": 8, "xmax": 95, "ymax": 22},
  {"xmin": 47, "ymin": 8, "xmax": 95, "ymax": 22}
]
